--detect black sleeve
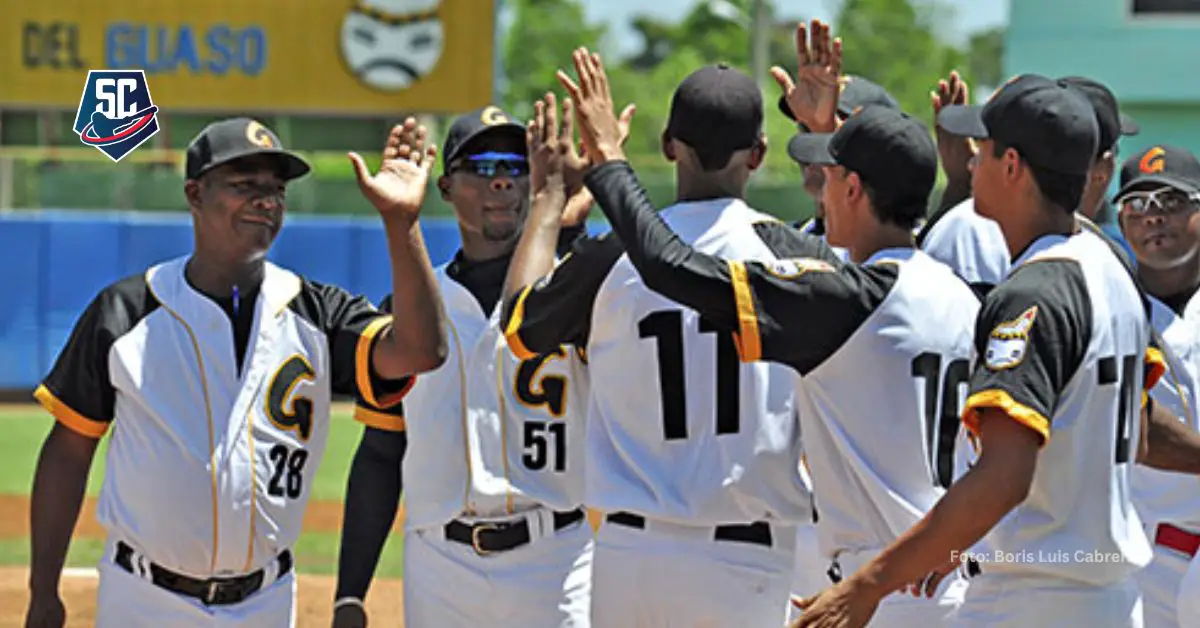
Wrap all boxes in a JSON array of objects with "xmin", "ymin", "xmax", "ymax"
[
  {"xmin": 961, "ymin": 261, "xmax": 1092, "ymax": 446},
  {"xmin": 33, "ymin": 276, "xmax": 152, "ymax": 439},
  {"xmin": 583, "ymin": 160, "xmax": 869, "ymax": 373},
  {"xmin": 557, "ymin": 223, "xmax": 588, "ymax": 256},
  {"xmin": 501, "ymin": 232, "xmax": 624, "ymax": 358},
  {"xmin": 335, "ymin": 426, "xmax": 406, "ymax": 600},
  {"xmin": 294, "ymin": 282, "xmax": 414, "ymax": 407}
]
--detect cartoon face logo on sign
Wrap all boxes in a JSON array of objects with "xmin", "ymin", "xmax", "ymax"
[
  {"xmin": 72, "ymin": 70, "xmax": 160, "ymax": 162},
  {"xmin": 340, "ymin": 0, "xmax": 446, "ymax": 92}
]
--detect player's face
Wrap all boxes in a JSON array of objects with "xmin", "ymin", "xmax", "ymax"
[
  {"xmin": 441, "ymin": 133, "xmax": 530, "ymax": 245},
  {"xmin": 969, "ymin": 140, "xmax": 1005, "ymax": 221},
  {"xmin": 1119, "ymin": 184, "xmax": 1200, "ymax": 270},
  {"xmin": 194, "ymin": 157, "xmax": 287, "ymax": 261}
]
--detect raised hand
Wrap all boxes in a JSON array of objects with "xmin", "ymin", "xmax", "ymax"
[
  {"xmin": 348, "ymin": 118, "xmax": 438, "ymax": 223},
  {"xmin": 526, "ymin": 91, "xmax": 588, "ymax": 198},
  {"xmin": 560, "ymin": 100, "xmax": 636, "ymax": 227},
  {"xmin": 771, "ymin": 19, "xmax": 843, "ymax": 133},
  {"xmin": 932, "ymin": 71, "xmax": 977, "ymax": 182},
  {"xmin": 24, "ymin": 592, "xmax": 65, "ymax": 628},
  {"xmin": 556, "ymin": 48, "xmax": 633, "ymax": 164}
]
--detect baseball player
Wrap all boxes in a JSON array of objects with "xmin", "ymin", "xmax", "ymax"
[
  {"xmin": 25, "ymin": 118, "xmax": 448, "ymax": 628},
  {"xmin": 566, "ymin": 23, "xmax": 981, "ymax": 626},
  {"xmin": 778, "ymin": 73, "xmax": 899, "ymax": 247},
  {"xmin": 504, "ymin": 52, "xmax": 832, "ymax": 627},
  {"xmin": 793, "ymin": 74, "xmax": 1200, "ymax": 628},
  {"xmin": 918, "ymin": 75, "xmax": 1140, "ymax": 293},
  {"xmin": 331, "ymin": 103, "xmax": 631, "ymax": 628},
  {"xmin": 1116, "ymin": 145, "xmax": 1200, "ymax": 628},
  {"xmin": 1180, "ymin": 553, "xmax": 1200, "ymax": 628}
]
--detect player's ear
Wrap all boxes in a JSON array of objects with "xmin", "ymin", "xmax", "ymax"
[
  {"xmin": 660, "ymin": 130, "xmax": 677, "ymax": 163},
  {"xmin": 184, "ymin": 179, "xmax": 204, "ymax": 214},
  {"xmin": 437, "ymin": 175, "xmax": 451, "ymax": 201},
  {"xmin": 747, "ymin": 134, "xmax": 768, "ymax": 170}
]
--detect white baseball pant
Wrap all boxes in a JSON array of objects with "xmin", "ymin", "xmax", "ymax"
[
  {"xmin": 790, "ymin": 545, "xmax": 966, "ymax": 627},
  {"xmin": 949, "ymin": 573, "xmax": 1143, "ymax": 627},
  {"xmin": 590, "ymin": 514, "xmax": 796, "ymax": 628},
  {"xmin": 1135, "ymin": 522, "xmax": 1198, "ymax": 628},
  {"xmin": 1177, "ymin": 550, "xmax": 1200, "ymax": 628},
  {"xmin": 403, "ymin": 509, "xmax": 593, "ymax": 628},
  {"xmin": 786, "ymin": 522, "xmax": 831, "ymax": 624},
  {"xmin": 95, "ymin": 542, "xmax": 295, "ymax": 628}
]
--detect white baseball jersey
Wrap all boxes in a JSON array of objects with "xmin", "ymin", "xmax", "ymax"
[
  {"xmin": 1133, "ymin": 292, "xmax": 1200, "ymax": 531},
  {"xmin": 33, "ymin": 257, "xmax": 403, "ymax": 577},
  {"xmin": 917, "ymin": 198, "xmax": 1010, "ymax": 290},
  {"xmin": 360, "ymin": 264, "xmax": 590, "ymax": 531},
  {"xmin": 721, "ymin": 249, "xmax": 980, "ymax": 556},
  {"xmin": 960, "ymin": 230, "xmax": 1163, "ymax": 586},
  {"xmin": 506, "ymin": 199, "xmax": 818, "ymax": 526}
]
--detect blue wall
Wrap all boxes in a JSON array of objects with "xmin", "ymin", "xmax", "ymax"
[{"xmin": 0, "ymin": 211, "xmax": 595, "ymax": 390}]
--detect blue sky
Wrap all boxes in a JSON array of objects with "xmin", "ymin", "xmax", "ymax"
[{"xmin": 587, "ymin": 0, "xmax": 1010, "ymax": 55}]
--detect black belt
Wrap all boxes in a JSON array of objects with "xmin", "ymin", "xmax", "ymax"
[
  {"xmin": 114, "ymin": 541, "xmax": 292, "ymax": 606},
  {"xmin": 445, "ymin": 508, "xmax": 585, "ymax": 556},
  {"xmin": 605, "ymin": 511, "xmax": 774, "ymax": 547}
]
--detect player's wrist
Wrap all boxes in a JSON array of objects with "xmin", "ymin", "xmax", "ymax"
[{"xmin": 333, "ymin": 596, "xmax": 365, "ymax": 610}]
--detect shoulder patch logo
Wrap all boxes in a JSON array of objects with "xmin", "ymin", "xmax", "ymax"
[
  {"xmin": 984, "ymin": 305, "xmax": 1038, "ymax": 370},
  {"xmin": 763, "ymin": 258, "xmax": 836, "ymax": 279}
]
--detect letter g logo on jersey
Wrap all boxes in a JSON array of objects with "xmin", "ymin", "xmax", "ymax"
[
  {"xmin": 264, "ymin": 355, "xmax": 317, "ymax": 441},
  {"xmin": 984, "ymin": 305, "xmax": 1038, "ymax": 371}
]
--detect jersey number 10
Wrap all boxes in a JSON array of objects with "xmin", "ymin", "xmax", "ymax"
[
  {"xmin": 639, "ymin": 311, "xmax": 741, "ymax": 441},
  {"xmin": 911, "ymin": 353, "xmax": 970, "ymax": 489}
]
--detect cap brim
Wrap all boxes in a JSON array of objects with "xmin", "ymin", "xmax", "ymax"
[
  {"xmin": 1119, "ymin": 113, "xmax": 1140, "ymax": 136},
  {"xmin": 1116, "ymin": 174, "xmax": 1200, "ymax": 200},
  {"xmin": 937, "ymin": 105, "xmax": 989, "ymax": 139},
  {"xmin": 445, "ymin": 123, "xmax": 527, "ymax": 165},
  {"xmin": 786, "ymin": 133, "xmax": 837, "ymax": 166},
  {"xmin": 193, "ymin": 148, "xmax": 311, "ymax": 181}
]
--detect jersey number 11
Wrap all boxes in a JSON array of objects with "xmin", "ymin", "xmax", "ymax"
[{"xmin": 639, "ymin": 311, "xmax": 741, "ymax": 441}]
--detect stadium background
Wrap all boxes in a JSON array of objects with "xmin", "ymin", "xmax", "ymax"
[{"xmin": 0, "ymin": 0, "xmax": 1195, "ymax": 624}]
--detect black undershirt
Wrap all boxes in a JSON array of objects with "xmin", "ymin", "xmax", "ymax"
[
  {"xmin": 446, "ymin": 224, "xmax": 587, "ymax": 313},
  {"xmin": 1162, "ymin": 290, "xmax": 1195, "ymax": 317},
  {"xmin": 189, "ymin": 281, "xmax": 259, "ymax": 375}
]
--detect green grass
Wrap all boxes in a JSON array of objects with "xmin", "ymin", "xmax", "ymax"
[{"xmin": 0, "ymin": 405, "xmax": 405, "ymax": 577}]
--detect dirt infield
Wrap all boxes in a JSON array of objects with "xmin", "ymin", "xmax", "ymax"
[{"xmin": 0, "ymin": 567, "xmax": 405, "ymax": 627}]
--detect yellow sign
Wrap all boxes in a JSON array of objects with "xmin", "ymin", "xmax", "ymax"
[{"xmin": 0, "ymin": 0, "xmax": 495, "ymax": 115}]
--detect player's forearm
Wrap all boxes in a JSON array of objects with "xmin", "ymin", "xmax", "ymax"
[
  {"xmin": 335, "ymin": 430, "xmax": 406, "ymax": 600},
  {"xmin": 376, "ymin": 217, "xmax": 449, "ymax": 378},
  {"xmin": 584, "ymin": 161, "xmax": 742, "ymax": 330},
  {"xmin": 29, "ymin": 425, "xmax": 97, "ymax": 595},
  {"xmin": 850, "ymin": 454, "xmax": 1027, "ymax": 597},
  {"xmin": 504, "ymin": 186, "xmax": 568, "ymax": 303},
  {"xmin": 1139, "ymin": 399, "xmax": 1200, "ymax": 474}
]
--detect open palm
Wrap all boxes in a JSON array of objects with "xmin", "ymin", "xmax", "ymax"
[
  {"xmin": 349, "ymin": 118, "xmax": 437, "ymax": 223},
  {"xmin": 772, "ymin": 19, "xmax": 842, "ymax": 133}
]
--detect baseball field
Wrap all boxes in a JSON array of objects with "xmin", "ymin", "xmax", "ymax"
[{"xmin": 0, "ymin": 402, "xmax": 407, "ymax": 627}]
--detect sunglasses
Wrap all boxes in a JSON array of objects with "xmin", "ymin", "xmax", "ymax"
[
  {"xmin": 451, "ymin": 152, "xmax": 529, "ymax": 179},
  {"xmin": 1117, "ymin": 185, "xmax": 1200, "ymax": 216}
]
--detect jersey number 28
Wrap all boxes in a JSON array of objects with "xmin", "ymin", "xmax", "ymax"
[
  {"xmin": 911, "ymin": 353, "xmax": 969, "ymax": 489},
  {"xmin": 639, "ymin": 311, "xmax": 740, "ymax": 441}
]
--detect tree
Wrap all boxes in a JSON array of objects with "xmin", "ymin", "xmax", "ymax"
[
  {"xmin": 834, "ymin": 0, "xmax": 965, "ymax": 127},
  {"xmin": 501, "ymin": 0, "xmax": 608, "ymax": 121},
  {"xmin": 966, "ymin": 26, "xmax": 1005, "ymax": 94}
]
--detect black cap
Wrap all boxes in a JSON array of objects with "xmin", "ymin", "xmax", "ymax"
[
  {"xmin": 787, "ymin": 106, "xmax": 937, "ymax": 210},
  {"xmin": 1058, "ymin": 76, "xmax": 1139, "ymax": 153},
  {"xmin": 778, "ymin": 75, "xmax": 899, "ymax": 122},
  {"xmin": 1116, "ymin": 145, "xmax": 1200, "ymax": 198},
  {"xmin": 442, "ymin": 106, "xmax": 526, "ymax": 170},
  {"xmin": 666, "ymin": 64, "xmax": 763, "ymax": 156},
  {"xmin": 185, "ymin": 118, "xmax": 310, "ymax": 181},
  {"xmin": 938, "ymin": 74, "xmax": 1100, "ymax": 175}
]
